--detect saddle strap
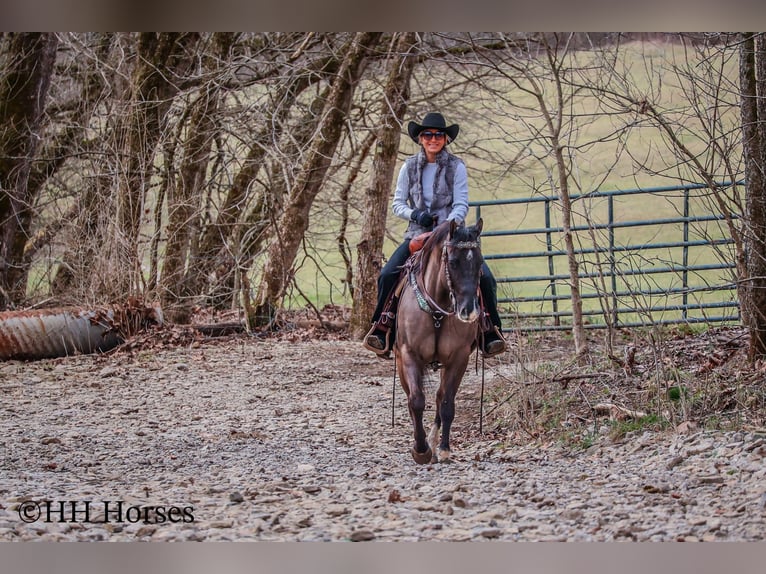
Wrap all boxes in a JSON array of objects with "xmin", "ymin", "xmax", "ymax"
[{"xmin": 477, "ymin": 288, "xmax": 492, "ymax": 332}]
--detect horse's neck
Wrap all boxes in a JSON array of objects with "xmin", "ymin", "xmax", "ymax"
[{"xmin": 421, "ymin": 245, "xmax": 449, "ymax": 304}]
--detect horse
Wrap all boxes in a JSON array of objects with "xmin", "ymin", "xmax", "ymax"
[{"xmin": 395, "ymin": 218, "xmax": 484, "ymax": 464}]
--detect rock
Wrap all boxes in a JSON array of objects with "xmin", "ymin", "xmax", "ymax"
[
  {"xmin": 676, "ymin": 421, "xmax": 698, "ymax": 434},
  {"xmin": 666, "ymin": 455, "xmax": 685, "ymax": 470},
  {"xmin": 477, "ymin": 527, "xmax": 502, "ymax": 539},
  {"xmin": 350, "ymin": 530, "xmax": 376, "ymax": 542},
  {"xmin": 325, "ymin": 505, "xmax": 349, "ymax": 517},
  {"xmin": 698, "ymin": 475, "xmax": 724, "ymax": 485},
  {"xmin": 706, "ymin": 518, "xmax": 722, "ymax": 532},
  {"xmin": 210, "ymin": 520, "xmax": 234, "ymax": 529},
  {"xmin": 686, "ymin": 441, "xmax": 714, "ymax": 456},
  {"xmin": 745, "ymin": 438, "xmax": 765, "ymax": 452},
  {"xmin": 559, "ymin": 509, "xmax": 584, "ymax": 521},
  {"xmin": 452, "ymin": 496, "xmax": 469, "ymax": 508},
  {"xmin": 99, "ymin": 367, "xmax": 119, "ymax": 378},
  {"xmin": 187, "ymin": 531, "xmax": 207, "ymax": 542},
  {"xmin": 643, "ymin": 483, "xmax": 671, "ymax": 494},
  {"xmin": 229, "ymin": 491, "xmax": 244, "ymax": 503},
  {"xmin": 135, "ymin": 525, "xmax": 157, "ymax": 538}
]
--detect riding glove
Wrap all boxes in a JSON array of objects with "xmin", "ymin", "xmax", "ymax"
[{"xmin": 410, "ymin": 209, "xmax": 435, "ymax": 228}]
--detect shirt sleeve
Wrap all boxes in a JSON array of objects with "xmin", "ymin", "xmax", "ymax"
[
  {"xmin": 447, "ymin": 161, "xmax": 469, "ymax": 223},
  {"xmin": 391, "ymin": 163, "xmax": 414, "ymax": 221}
]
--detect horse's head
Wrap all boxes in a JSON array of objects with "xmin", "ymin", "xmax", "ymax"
[{"xmin": 446, "ymin": 218, "xmax": 484, "ymax": 323}]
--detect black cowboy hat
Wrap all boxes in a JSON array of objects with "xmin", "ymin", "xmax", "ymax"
[{"xmin": 407, "ymin": 112, "xmax": 460, "ymax": 144}]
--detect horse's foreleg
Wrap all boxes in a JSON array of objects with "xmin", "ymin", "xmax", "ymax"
[
  {"xmin": 436, "ymin": 390, "xmax": 456, "ymax": 462},
  {"xmin": 429, "ymin": 387, "xmax": 445, "ymax": 463},
  {"xmin": 437, "ymin": 359, "xmax": 470, "ymax": 462},
  {"xmin": 398, "ymin": 350, "xmax": 432, "ymax": 464}
]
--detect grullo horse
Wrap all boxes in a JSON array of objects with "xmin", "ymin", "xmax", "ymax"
[{"xmin": 395, "ymin": 218, "xmax": 484, "ymax": 464}]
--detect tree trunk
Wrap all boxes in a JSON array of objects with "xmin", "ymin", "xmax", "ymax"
[
  {"xmin": 188, "ymin": 79, "xmax": 304, "ymax": 302},
  {"xmin": 739, "ymin": 33, "xmax": 766, "ymax": 360},
  {"xmin": 253, "ymin": 32, "xmax": 382, "ymax": 326},
  {"xmin": 539, "ymin": 36, "xmax": 589, "ymax": 357},
  {"xmin": 199, "ymin": 78, "xmax": 334, "ymax": 312},
  {"xmin": 22, "ymin": 34, "xmax": 113, "ymax": 268},
  {"xmin": 159, "ymin": 33, "xmax": 236, "ymax": 323},
  {"xmin": 114, "ymin": 32, "xmax": 200, "ymax": 299},
  {"xmin": 0, "ymin": 33, "xmax": 59, "ymax": 308},
  {"xmin": 187, "ymin": 52, "xmax": 341, "ymax": 306},
  {"xmin": 338, "ymin": 131, "xmax": 376, "ymax": 300},
  {"xmin": 350, "ymin": 32, "xmax": 418, "ymax": 338},
  {"xmin": 160, "ymin": 92, "xmax": 220, "ymax": 322}
]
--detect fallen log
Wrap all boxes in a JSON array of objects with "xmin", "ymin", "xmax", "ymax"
[
  {"xmin": 593, "ymin": 403, "xmax": 648, "ymax": 422},
  {"xmin": 191, "ymin": 322, "xmax": 246, "ymax": 337}
]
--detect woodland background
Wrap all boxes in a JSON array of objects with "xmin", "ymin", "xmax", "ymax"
[{"xmin": 1, "ymin": 32, "xmax": 766, "ymax": 360}]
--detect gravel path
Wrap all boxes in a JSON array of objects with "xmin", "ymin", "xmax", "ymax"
[{"xmin": 1, "ymin": 338, "xmax": 764, "ymax": 541}]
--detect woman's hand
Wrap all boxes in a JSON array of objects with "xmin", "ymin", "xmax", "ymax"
[{"xmin": 410, "ymin": 209, "xmax": 435, "ymax": 228}]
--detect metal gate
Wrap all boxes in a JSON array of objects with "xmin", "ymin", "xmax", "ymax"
[{"xmin": 471, "ymin": 182, "xmax": 741, "ymax": 331}]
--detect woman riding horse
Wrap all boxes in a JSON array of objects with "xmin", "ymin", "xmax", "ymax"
[{"xmin": 364, "ymin": 112, "xmax": 507, "ymax": 358}]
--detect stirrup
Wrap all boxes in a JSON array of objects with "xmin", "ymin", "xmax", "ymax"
[
  {"xmin": 481, "ymin": 326, "xmax": 507, "ymax": 358},
  {"xmin": 363, "ymin": 324, "xmax": 392, "ymax": 358}
]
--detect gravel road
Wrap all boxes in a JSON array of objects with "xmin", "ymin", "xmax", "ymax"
[{"xmin": 1, "ymin": 337, "xmax": 764, "ymax": 541}]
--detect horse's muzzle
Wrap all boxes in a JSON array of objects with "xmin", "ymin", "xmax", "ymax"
[{"xmin": 456, "ymin": 299, "xmax": 480, "ymax": 323}]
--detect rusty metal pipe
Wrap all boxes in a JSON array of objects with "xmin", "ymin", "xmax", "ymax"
[{"xmin": 0, "ymin": 305, "xmax": 163, "ymax": 361}]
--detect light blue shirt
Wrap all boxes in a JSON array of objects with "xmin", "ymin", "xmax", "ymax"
[{"xmin": 391, "ymin": 160, "xmax": 469, "ymax": 224}]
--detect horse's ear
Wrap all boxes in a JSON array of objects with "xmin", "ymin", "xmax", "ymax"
[
  {"xmin": 449, "ymin": 218, "xmax": 458, "ymax": 239},
  {"xmin": 475, "ymin": 217, "xmax": 483, "ymax": 235}
]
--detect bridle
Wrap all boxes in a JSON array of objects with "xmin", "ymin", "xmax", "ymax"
[{"xmin": 408, "ymin": 239, "xmax": 481, "ymax": 328}]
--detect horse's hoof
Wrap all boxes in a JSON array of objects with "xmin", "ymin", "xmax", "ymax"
[
  {"xmin": 411, "ymin": 446, "xmax": 433, "ymax": 465},
  {"xmin": 437, "ymin": 448, "xmax": 452, "ymax": 463}
]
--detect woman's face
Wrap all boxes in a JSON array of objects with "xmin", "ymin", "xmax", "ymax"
[{"xmin": 419, "ymin": 130, "xmax": 447, "ymax": 159}]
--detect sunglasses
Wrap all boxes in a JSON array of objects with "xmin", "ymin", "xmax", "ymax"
[{"xmin": 420, "ymin": 131, "xmax": 446, "ymax": 141}]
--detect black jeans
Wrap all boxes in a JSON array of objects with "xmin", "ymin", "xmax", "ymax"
[{"xmin": 371, "ymin": 240, "xmax": 503, "ymax": 330}]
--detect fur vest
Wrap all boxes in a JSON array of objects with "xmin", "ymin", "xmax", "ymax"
[{"xmin": 403, "ymin": 149, "xmax": 463, "ymax": 240}]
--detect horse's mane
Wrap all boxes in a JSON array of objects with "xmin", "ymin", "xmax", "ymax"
[
  {"xmin": 414, "ymin": 222, "xmax": 474, "ymax": 279},
  {"xmin": 420, "ymin": 220, "xmax": 476, "ymax": 259},
  {"xmin": 419, "ymin": 221, "xmax": 452, "ymax": 259}
]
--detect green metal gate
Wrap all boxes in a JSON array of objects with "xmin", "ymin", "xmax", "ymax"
[{"xmin": 471, "ymin": 182, "xmax": 741, "ymax": 331}]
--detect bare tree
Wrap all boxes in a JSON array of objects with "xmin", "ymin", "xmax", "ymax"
[
  {"xmin": 448, "ymin": 33, "xmax": 591, "ymax": 356},
  {"xmin": 159, "ymin": 33, "xmax": 237, "ymax": 322},
  {"xmin": 578, "ymin": 35, "xmax": 764, "ymax": 356},
  {"xmin": 0, "ymin": 33, "xmax": 59, "ymax": 308},
  {"xmin": 22, "ymin": 34, "xmax": 114, "ymax": 270},
  {"xmin": 113, "ymin": 32, "xmax": 201, "ymax": 299},
  {"xmin": 350, "ymin": 32, "xmax": 418, "ymax": 338},
  {"xmin": 187, "ymin": 40, "xmax": 341, "ymax": 311},
  {"xmin": 739, "ymin": 32, "xmax": 766, "ymax": 360},
  {"xmin": 252, "ymin": 32, "xmax": 382, "ymax": 326}
]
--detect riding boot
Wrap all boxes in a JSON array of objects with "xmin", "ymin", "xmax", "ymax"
[
  {"xmin": 479, "ymin": 265, "xmax": 507, "ymax": 358},
  {"xmin": 364, "ymin": 292, "xmax": 399, "ymax": 359},
  {"xmin": 481, "ymin": 324, "xmax": 507, "ymax": 358},
  {"xmin": 363, "ymin": 313, "xmax": 395, "ymax": 358},
  {"xmin": 363, "ymin": 241, "xmax": 410, "ymax": 358}
]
